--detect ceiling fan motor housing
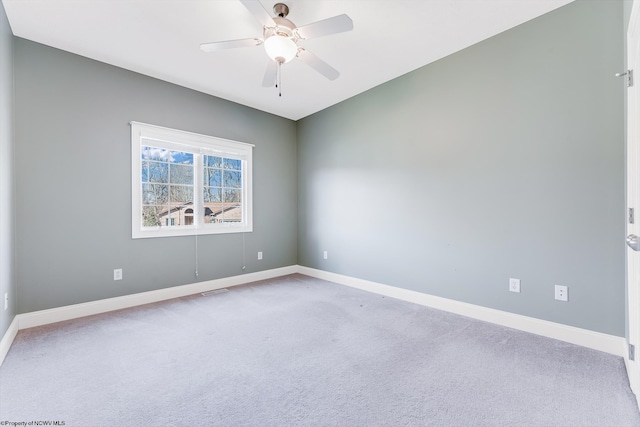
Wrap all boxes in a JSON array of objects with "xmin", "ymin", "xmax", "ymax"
[{"xmin": 267, "ymin": 17, "xmax": 296, "ymax": 37}]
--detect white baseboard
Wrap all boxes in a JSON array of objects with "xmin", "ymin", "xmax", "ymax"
[
  {"xmin": 0, "ymin": 316, "xmax": 19, "ymax": 365},
  {"xmin": 0, "ymin": 265, "xmax": 297, "ymax": 365},
  {"xmin": 298, "ymin": 266, "xmax": 626, "ymax": 357},
  {"xmin": 0, "ymin": 264, "xmax": 626, "ymax": 367},
  {"xmin": 17, "ymin": 266, "xmax": 297, "ymax": 330}
]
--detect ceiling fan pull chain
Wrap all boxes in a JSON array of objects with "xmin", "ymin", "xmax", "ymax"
[{"xmin": 277, "ymin": 60, "xmax": 282, "ymax": 97}]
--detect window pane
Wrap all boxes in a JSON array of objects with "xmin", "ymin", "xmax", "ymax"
[
  {"xmin": 221, "ymin": 204, "xmax": 242, "ymax": 223},
  {"xmin": 204, "ymin": 188, "xmax": 222, "ymax": 202},
  {"xmin": 205, "ymin": 168, "xmax": 222, "ymax": 187},
  {"xmin": 162, "ymin": 207, "xmax": 180, "ymax": 227},
  {"xmin": 224, "ymin": 189, "xmax": 241, "ymax": 203},
  {"xmin": 142, "ymin": 184, "xmax": 168, "ymax": 204},
  {"xmin": 170, "ymin": 151, "xmax": 193, "ymax": 164},
  {"xmin": 223, "ymin": 158, "xmax": 241, "ymax": 170},
  {"xmin": 204, "ymin": 205, "xmax": 220, "ymax": 224},
  {"xmin": 170, "ymin": 164, "xmax": 193, "ymax": 185},
  {"xmin": 170, "ymin": 185, "xmax": 194, "ymax": 204},
  {"xmin": 206, "ymin": 156, "xmax": 223, "ymax": 168},
  {"xmin": 142, "ymin": 161, "xmax": 149, "ymax": 183},
  {"xmin": 223, "ymin": 170, "xmax": 242, "ymax": 188},
  {"xmin": 142, "ymin": 206, "xmax": 165, "ymax": 227},
  {"xmin": 144, "ymin": 162, "xmax": 168, "ymax": 183},
  {"xmin": 142, "ymin": 146, "xmax": 170, "ymax": 161}
]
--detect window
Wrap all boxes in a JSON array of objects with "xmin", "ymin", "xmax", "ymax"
[{"xmin": 131, "ymin": 122, "xmax": 253, "ymax": 239}]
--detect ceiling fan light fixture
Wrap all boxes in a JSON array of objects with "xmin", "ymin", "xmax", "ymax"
[
  {"xmin": 199, "ymin": 0, "xmax": 354, "ymax": 92},
  {"xmin": 264, "ymin": 35, "xmax": 298, "ymax": 63}
]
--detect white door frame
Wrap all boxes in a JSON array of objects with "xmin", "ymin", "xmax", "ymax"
[{"xmin": 626, "ymin": 0, "xmax": 640, "ymax": 408}]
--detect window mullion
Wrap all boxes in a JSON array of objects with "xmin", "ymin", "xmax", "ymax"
[{"xmin": 194, "ymin": 153, "xmax": 203, "ymax": 229}]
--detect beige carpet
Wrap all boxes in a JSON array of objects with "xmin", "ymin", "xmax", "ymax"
[{"xmin": 1, "ymin": 274, "xmax": 638, "ymax": 426}]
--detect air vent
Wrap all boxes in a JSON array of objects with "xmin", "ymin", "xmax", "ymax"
[{"xmin": 201, "ymin": 288, "xmax": 229, "ymax": 297}]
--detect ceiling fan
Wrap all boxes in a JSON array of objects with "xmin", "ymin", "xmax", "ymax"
[{"xmin": 200, "ymin": 0, "xmax": 353, "ymax": 96}]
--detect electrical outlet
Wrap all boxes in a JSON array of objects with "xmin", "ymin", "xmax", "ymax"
[
  {"xmin": 509, "ymin": 278, "xmax": 521, "ymax": 293},
  {"xmin": 114, "ymin": 268, "xmax": 123, "ymax": 281},
  {"xmin": 323, "ymin": 251, "xmax": 328, "ymax": 260},
  {"xmin": 258, "ymin": 251, "xmax": 263, "ymax": 260},
  {"xmin": 555, "ymin": 285, "xmax": 568, "ymax": 301},
  {"xmin": 4, "ymin": 293, "xmax": 7, "ymax": 310}
]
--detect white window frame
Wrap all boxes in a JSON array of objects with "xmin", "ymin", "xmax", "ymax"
[{"xmin": 131, "ymin": 121, "xmax": 253, "ymax": 239}]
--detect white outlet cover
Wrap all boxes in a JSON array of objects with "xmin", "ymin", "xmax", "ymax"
[
  {"xmin": 323, "ymin": 251, "xmax": 328, "ymax": 260},
  {"xmin": 114, "ymin": 269, "xmax": 123, "ymax": 281},
  {"xmin": 258, "ymin": 251, "xmax": 263, "ymax": 260},
  {"xmin": 555, "ymin": 285, "xmax": 568, "ymax": 301},
  {"xmin": 509, "ymin": 278, "xmax": 521, "ymax": 293}
]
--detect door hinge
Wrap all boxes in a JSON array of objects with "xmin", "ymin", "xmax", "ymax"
[
  {"xmin": 616, "ymin": 69, "xmax": 634, "ymax": 87},
  {"xmin": 630, "ymin": 344, "xmax": 636, "ymax": 361},
  {"xmin": 630, "ymin": 208, "xmax": 635, "ymax": 224}
]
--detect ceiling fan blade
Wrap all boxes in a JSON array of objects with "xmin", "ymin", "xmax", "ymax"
[
  {"xmin": 295, "ymin": 14, "xmax": 353, "ymax": 40},
  {"xmin": 200, "ymin": 38, "xmax": 262, "ymax": 52},
  {"xmin": 239, "ymin": 0, "xmax": 276, "ymax": 28},
  {"xmin": 262, "ymin": 60, "xmax": 277, "ymax": 87},
  {"xmin": 297, "ymin": 49, "xmax": 340, "ymax": 80}
]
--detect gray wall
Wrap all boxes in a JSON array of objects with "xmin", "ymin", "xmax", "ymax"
[
  {"xmin": 297, "ymin": 0, "xmax": 625, "ymax": 336},
  {"xmin": 0, "ymin": 1, "xmax": 15, "ymax": 338},
  {"xmin": 14, "ymin": 39, "xmax": 297, "ymax": 313}
]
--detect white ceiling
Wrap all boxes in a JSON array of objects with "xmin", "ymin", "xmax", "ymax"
[{"xmin": 2, "ymin": 0, "xmax": 574, "ymax": 121}]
